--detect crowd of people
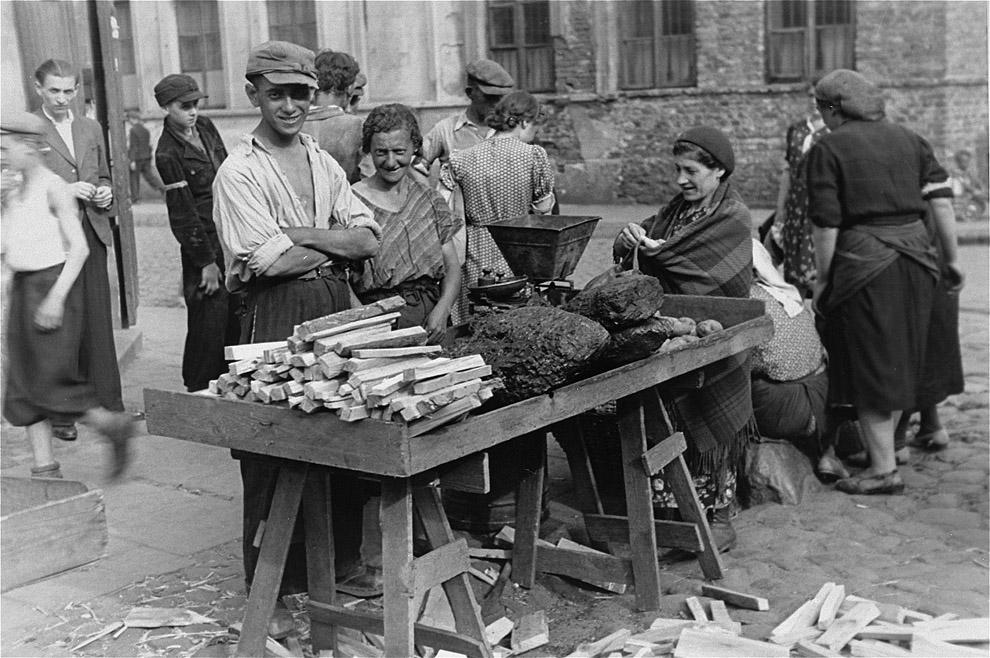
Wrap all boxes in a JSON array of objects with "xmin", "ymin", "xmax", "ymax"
[{"xmin": 0, "ymin": 38, "xmax": 974, "ymax": 623}]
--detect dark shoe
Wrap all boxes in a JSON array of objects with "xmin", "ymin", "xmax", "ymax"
[
  {"xmin": 910, "ymin": 428, "xmax": 949, "ymax": 451},
  {"xmin": 816, "ymin": 454, "xmax": 850, "ymax": 483},
  {"xmin": 52, "ymin": 424, "xmax": 77, "ymax": 441},
  {"xmin": 336, "ymin": 565, "xmax": 383, "ymax": 598},
  {"xmin": 708, "ymin": 506, "xmax": 737, "ymax": 553},
  {"xmin": 30, "ymin": 462, "xmax": 63, "ymax": 479},
  {"xmin": 846, "ymin": 449, "xmax": 909, "ymax": 467},
  {"xmin": 835, "ymin": 470, "xmax": 905, "ymax": 495}
]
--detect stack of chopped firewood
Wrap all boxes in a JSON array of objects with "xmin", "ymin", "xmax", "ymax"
[{"xmin": 205, "ymin": 296, "xmax": 500, "ymax": 434}]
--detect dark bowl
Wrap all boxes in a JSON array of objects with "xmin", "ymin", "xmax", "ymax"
[{"xmin": 468, "ymin": 275, "xmax": 528, "ymax": 301}]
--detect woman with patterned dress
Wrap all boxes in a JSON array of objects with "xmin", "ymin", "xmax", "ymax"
[
  {"xmin": 808, "ymin": 69, "xmax": 963, "ymax": 495},
  {"xmin": 774, "ymin": 85, "xmax": 828, "ymax": 298},
  {"xmin": 440, "ymin": 91, "xmax": 555, "ymax": 292},
  {"xmin": 350, "ymin": 104, "xmax": 461, "ymax": 343},
  {"xmin": 613, "ymin": 126, "xmax": 755, "ymax": 551}
]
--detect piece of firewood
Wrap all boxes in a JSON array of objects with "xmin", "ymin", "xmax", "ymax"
[
  {"xmin": 769, "ymin": 627, "xmax": 822, "ymax": 646},
  {"xmin": 412, "ymin": 365, "xmax": 493, "ymax": 395},
  {"xmin": 570, "ymin": 628, "xmax": 631, "ymax": 658},
  {"xmin": 229, "ymin": 357, "xmax": 261, "ymax": 376},
  {"xmin": 709, "ymin": 600, "xmax": 742, "ymax": 635},
  {"xmin": 391, "ymin": 379, "xmax": 481, "ymax": 412},
  {"xmin": 305, "ymin": 312, "xmax": 400, "ymax": 342},
  {"xmin": 469, "ymin": 547, "xmax": 512, "ymax": 561},
  {"xmin": 815, "ymin": 601, "xmax": 880, "ymax": 652},
  {"xmin": 511, "ymin": 610, "xmax": 549, "ymax": 654},
  {"xmin": 911, "ymin": 618, "xmax": 990, "ymax": 643},
  {"xmin": 848, "ymin": 639, "xmax": 911, "ymax": 657},
  {"xmin": 854, "ymin": 625, "xmax": 915, "ymax": 642},
  {"xmin": 772, "ymin": 583, "xmax": 835, "ymax": 638},
  {"xmin": 304, "ymin": 379, "xmax": 341, "ymax": 401},
  {"xmin": 816, "ymin": 584, "xmax": 845, "ymax": 629},
  {"xmin": 288, "ymin": 352, "xmax": 318, "ymax": 368},
  {"xmin": 295, "ymin": 295, "xmax": 405, "ymax": 339},
  {"xmin": 700, "ymin": 584, "xmax": 770, "ymax": 611},
  {"xmin": 344, "ymin": 356, "xmax": 397, "ymax": 373},
  {"xmin": 317, "ymin": 353, "xmax": 349, "ymax": 379},
  {"xmin": 793, "ymin": 639, "xmax": 841, "ymax": 657},
  {"xmin": 286, "ymin": 335, "xmax": 312, "ymax": 354},
  {"xmin": 405, "ymin": 395, "xmax": 482, "ymax": 436},
  {"xmin": 282, "ymin": 380, "xmax": 304, "ymax": 397},
  {"xmin": 684, "ymin": 597, "xmax": 709, "ymax": 622},
  {"xmin": 555, "ymin": 537, "xmax": 628, "ymax": 594},
  {"xmin": 673, "ymin": 627, "xmax": 788, "ymax": 657},
  {"xmin": 910, "ymin": 634, "xmax": 987, "ymax": 657},
  {"xmin": 403, "ymin": 354, "xmax": 487, "ymax": 382},
  {"xmin": 225, "ymin": 340, "xmax": 287, "ymax": 361},
  {"xmin": 314, "ymin": 323, "xmax": 393, "ymax": 356},
  {"xmin": 298, "ymin": 398, "xmax": 325, "ymax": 414},
  {"xmin": 264, "ymin": 345, "xmax": 291, "ymax": 364},
  {"xmin": 485, "ymin": 616, "xmax": 514, "ymax": 646},
  {"xmin": 339, "ymin": 404, "xmax": 370, "ymax": 422},
  {"xmin": 334, "ymin": 326, "xmax": 429, "ymax": 356},
  {"xmin": 288, "ymin": 367, "xmax": 306, "ymax": 383},
  {"xmin": 352, "ymin": 345, "xmax": 444, "ymax": 359},
  {"xmin": 348, "ymin": 356, "xmax": 443, "ymax": 388},
  {"xmin": 287, "ymin": 394, "xmax": 305, "ymax": 409},
  {"xmin": 303, "ymin": 365, "xmax": 326, "ymax": 381}
]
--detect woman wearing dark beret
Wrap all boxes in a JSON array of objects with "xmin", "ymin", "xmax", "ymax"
[
  {"xmin": 613, "ymin": 126, "xmax": 755, "ymax": 550},
  {"xmin": 807, "ymin": 69, "xmax": 963, "ymax": 495}
]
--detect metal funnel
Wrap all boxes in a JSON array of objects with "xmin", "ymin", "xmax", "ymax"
[{"xmin": 485, "ymin": 215, "xmax": 601, "ymax": 282}]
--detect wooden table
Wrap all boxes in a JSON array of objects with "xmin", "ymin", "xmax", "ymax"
[{"xmin": 144, "ymin": 295, "xmax": 771, "ymax": 657}]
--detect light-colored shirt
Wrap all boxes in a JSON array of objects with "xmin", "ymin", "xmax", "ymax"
[
  {"xmin": 42, "ymin": 106, "xmax": 75, "ymax": 160},
  {"xmin": 213, "ymin": 132, "xmax": 380, "ymax": 291},
  {"xmin": 420, "ymin": 111, "xmax": 494, "ymax": 166},
  {"xmin": 2, "ymin": 168, "xmax": 69, "ymax": 272}
]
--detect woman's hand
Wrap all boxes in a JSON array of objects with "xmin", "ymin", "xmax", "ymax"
[
  {"xmin": 616, "ymin": 222, "xmax": 647, "ymax": 252},
  {"xmin": 945, "ymin": 262, "xmax": 966, "ymax": 294},
  {"xmin": 34, "ymin": 292, "xmax": 66, "ymax": 331}
]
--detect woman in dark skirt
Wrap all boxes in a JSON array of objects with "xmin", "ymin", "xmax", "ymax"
[{"xmin": 808, "ymin": 69, "xmax": 964, "ymax": 495}]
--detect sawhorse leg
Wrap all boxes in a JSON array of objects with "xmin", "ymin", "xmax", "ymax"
[
  {"xmin": 236, "ymin": 463, "xmax": 308, "ymax": 658},
  {"xmin": 381, "ymin": 477, "xmax": 416, "ymax": 657},
  {"xmin": 302, "ymin": 467, "xmax": 337, "ymax": 654},
  {"xmin": 511, "ymin": 432, "xmax": 547, "ymax": 589}
]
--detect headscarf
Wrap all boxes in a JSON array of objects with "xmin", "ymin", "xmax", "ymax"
[
  {"xmin": 815, "ymin": 69, "xmax": 885, "ymax": 121},
  {"xmin": 752, "ymin": 239, "xmax": 804, "ymax": 317}
]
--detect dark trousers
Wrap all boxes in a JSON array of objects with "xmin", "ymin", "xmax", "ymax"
[
  {"xmin": 129, "ymin": 159, "xmax": 163, "ymax": 200},
  {"xmin": 181, "ymin": 256, "xmax": 241, "ymax": 392},
  {"xmin": 80, "ymin": 218, "xmax": 124, "ymax": 412},
  {"xmin": 237, "ymin": 274, "xmax": 366, "ymax": 595}
]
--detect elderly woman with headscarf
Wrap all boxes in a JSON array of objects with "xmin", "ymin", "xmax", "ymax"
[
  {"xmin": 613, "ymin": 127, "xmax": 755, "ymax": 550},
  {"xmin": 807, "ymin": 69, "xmax": 964, "ymax": 495}
]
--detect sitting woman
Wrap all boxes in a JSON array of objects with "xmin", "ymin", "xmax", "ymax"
[
  {"xmin": 613, "ymin": 127, "xmax": 755, "ymax": 550},
  {"xmin": 748, "ymin": 239, "xmax": 838, "ymax": 477},
  {"xmin": 351, "ymin": 104, "xmax": 462, "ymax": 343},
  {"xmin": 440, "ymin": 90, "xmax": 555, "ymax": 291}
]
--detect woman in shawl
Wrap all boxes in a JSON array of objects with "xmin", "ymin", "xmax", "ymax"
[
  {"xmin": 808, "ymin": 69, "xmax": 963, "ymax": 495},
  {"xmin": 613, "ymin": 126, "xmax": 755, "ymax": 551}
]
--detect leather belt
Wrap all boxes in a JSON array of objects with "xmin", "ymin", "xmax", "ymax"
[{"xmin": 297, "ymin": 262, "xmax": 346, "ymax": 281}]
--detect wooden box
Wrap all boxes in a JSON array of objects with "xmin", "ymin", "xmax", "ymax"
[{"xmin": 1, "ymin": 477, "xmax": 108, "ymax": 592}]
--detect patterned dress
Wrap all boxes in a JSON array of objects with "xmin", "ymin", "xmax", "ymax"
[
  {"xmin": 440, "ymin": 135, "xmax": 555, "ymax": 290},
  {"xmin": 780, "ymin": 117, "xmax": 828, "ymax": 297}
]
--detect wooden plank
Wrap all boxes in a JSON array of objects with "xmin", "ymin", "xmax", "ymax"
[
  {"xmin": 815, "ymin": 601, "xmax": 880, "ymax": 652},
  {"xmin": 314, "ymin": 324, "xmax": 394, "ymax": 357},
  {"xmin": 287, "ymin": 335, "xmax": 313, "ymax": 354},
  {"xmin": 236, "ymin": 465, "xmax": 307, "ymax": 658},
  {"xmin": 793, "ymin": 639, "xmax": 841, "ymax": 657},
  {"xmin": 534, "ymin": 543, "xmax": 634, "ymax": 584},
  {"xmin": 709, "ymin": 600, "xmax": 742, "ymax": 635},
  {"xmin": 404, "ymin": 355, "xmax": 487, "ymax": 382},
  {"xmin": 911, "ymin": 618, "xmax": 989, "ymax": 643},
  {"xmin": 855, "ymin": 625, "xmax": 915, "ymax": 642},
  {"xmin": 684, "ymin": 597, "xmax": 709, "ymax": 622},
  {"xmin": 583, "ymin": 514, "xmax": 704, "ymax": 552},
  {"xmin": 773, "ymin": 583, "xmax": 834, "ymax": 637},
  {"xmin": 225, "ymin": 340, "xmax": 287, "ymax": 361},
  {"xmin": 380, "ymin": 478, "xmax": 415, "ymax": 658},
  {"xmin": 701, "ymin": 584, "xmax": 769, "ymax": 611},
  {"xmin": 229, "ymin": 357, "xmax": 261, "ymax": 376},
  {"xmin": 511, "ymin": 432, "xmax": 546, "ymax": 589},
  {"xmin": 848, "ymin": 639, "xmax": 911, "ymax": 657},
  {"xmin": 909, "ymin": 634, "xmax": 987, "ymax": 657},
  {"xmin": 351, "ymin": 357, "xmax": 444, "ymax": 387},
  {"xmin": 316, "ymin": 353, "xmax": 349, "ymax": 378},
  {"xmin": 288, "ymin": 352, "xmax": 318, "ymax": 368},
  {"xmin": 570, "ymin": 629, "xmax": 631, "ymax": 658},
  {"xmin": 405, "ymin": 396, "xmax": 482, "ymax": 438},
  {"xmin": 1, "ymin": 477, "xmax": 88, "ymax": 515},
  {"xmin": 510, "ymin": 611, "xmax": 548, "ymax": 654},
  {"xmin": 640, "ymin": 432, "xmax": 687, "ymax": 476},
  {"xmin": 336, "ymin": 327, "xmax": 428, "ymax": 356},
  {"xmin": 673, "ymin": 627, "xmax": 789, "ymax": 657},
  {"xmin": 436, "ymin": 453, "xmax": 490, "ymax": 494},
  {"xmin": 339, "ymin": 405, "xmax": 371, "ymax": 422},
  {"xmin": 307, "ymin": 312, "xmax": 400, "ymax": 342},
  {"xmin": 346, "ymin": 357, "xmax": 400, "ymax": 374},
  {"xmin": 555, "ymin": 537, "xmax": 627, "ymax": 594},
  {"xmin": 769, "ymin": 627, "xmax": 822, "ymax": 646},
  {"xmin": 1, "ymin": 488, "xmax": 108, "ymax": 592},
  {"xmin": 297, "ymin": 296, "xmax": 405, "ymax": 339},
  {"xmin": 412, "ymin": 539, "xmax": 471, "ymax": 593},
  {"xmin": 468, "ymin": 548, "xmax": 511, "ymax": 561},
  {"xmin": 816, "ymin": 584, "xmax": 845, "ymax": 630},
  {"xmin": 391, "ymin": 380, "xmax": 482, "ymax": 412},
  {"xmin": 301, "ymin": 468, "xmax": 336, "ymax": 653},
  {"xmin": 353, "ymin": 345, "xmax": 444, "ymax": 359},
  {"xmin": 308, "ymin": 600, "xmax": 489, "ymax": 658}
]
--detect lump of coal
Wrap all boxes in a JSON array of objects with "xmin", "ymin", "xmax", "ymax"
[
  {"xmin": 599, "ymin": 317, "xmax": 677, "ymax": 366},
  {"xmin": 450, "ymin": 306, "xmax": 609, "ymax": 403},
  {"xmin": 563, "ymin": 272, "xmax": 665, "ymax": 331}
]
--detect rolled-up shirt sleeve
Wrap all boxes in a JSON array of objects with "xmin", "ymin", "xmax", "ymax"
[
  {"xmin": 213, "ymin": 164, "xmax": 294, "ymax": 280},
  {"xmin": 326, "ymin": 160, "xmax": 382, "ymax": 241}
]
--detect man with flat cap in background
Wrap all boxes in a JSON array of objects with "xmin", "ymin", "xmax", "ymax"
[
  {"xmin": 303, "ymin": 49, "xmax": 364, "ymax": 184},
  {"xmin": 212, "ymin": 40, "xmax": 382, "ymax": 611},
  {"xmin": 153, "ymin": 73, "xmax": 238, "ymax": 394},
  {"xmin": 415, "ymin": 59, "xmax": 514, "ymax": 320}
]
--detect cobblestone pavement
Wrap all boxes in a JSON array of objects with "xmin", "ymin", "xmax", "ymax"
[{"xmin": 1, "ymin": 203, "xmax": 986, "ymax": 657}]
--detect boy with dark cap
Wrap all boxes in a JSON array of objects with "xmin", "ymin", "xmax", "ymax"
[
  {"xmin": 302, "ymin": 49, "xmax": 364, "ymax": 183},
  {"xmin": 125, "ymin": 108, "xmax": 164, "ymax": 201},
  {"xmin": 1, "ymin": 112, "xmax": 135, "ymax": 480},
  {"xmin": 153, "ymin": 73, "xmax": 240, "ymax": 393},
  {"xmin": 212, "ymin": 41, "xmax": 382, "ymax": 603}
]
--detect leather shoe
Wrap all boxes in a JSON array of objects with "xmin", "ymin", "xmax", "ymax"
[
  {"xmin": 835, "ymin": 470, "xmax": 905, "ymax": 495},
  {"xmin": 52, "ymin": 424, "xmax": 77, "ymax": 441},
  {"xmin": 910, "ymin": 428, "xmax": 949, "ymax": 451},
  {"xmin": 816, "ymin": 454, "xmax": 850, "ymax": 483}
]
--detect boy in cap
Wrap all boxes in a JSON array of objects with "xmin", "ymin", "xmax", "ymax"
[
  {"xmin": 302, "ymin": 49, "xmax": 365, "ymax": 183},
  {"xmin": 212, "ymin": 41, "xmax": 382, "ymax": 601},
  {"xmin": 153, "ymin": 73, "xmax": 240, "ymax": 393},
  {"xmin": 32, "ymin": 58, "xmax": 125, "ymax": 442},
  {"xmin": 1, "ymin": 112, "xmax": 135, "ymax": 480},
  {"xmin": 125, "ymin": 108, "xmax": 164, "ymax": 201}
]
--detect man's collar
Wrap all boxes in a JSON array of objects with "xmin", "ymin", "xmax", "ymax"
[
  {"xmin": 454, "ymin": 110, "xmax": 486, "ymax": 131},
  {"xmin": 42, "ymin": 106, "xmax": 74, "ymax": 125}
]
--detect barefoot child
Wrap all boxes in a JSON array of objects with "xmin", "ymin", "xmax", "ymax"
[{"xmin": 1, "ymin": 112, "xmax": 135, "ymax": 479}]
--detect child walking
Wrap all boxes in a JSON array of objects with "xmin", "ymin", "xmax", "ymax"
[{"xmin": 1, "ymin": 112, "xmax": 135, "ymax": 479}]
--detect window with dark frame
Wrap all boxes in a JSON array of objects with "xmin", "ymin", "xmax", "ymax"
[
  {"xmin": 176, "ymin": 0, "xmax": 226, "ymax": 107},
  {"xmin": 619, "ymin": 0, "xmax": 696, "ymax": 90},
  {"xmin": 767, "ymin": 0, "xmax": 855, "ymax": 82},
  {"xmin": 487, "ymin": 0, "xmax": 555, "ymax": 93},
  {"xmin": 267, "ymin": 0, "xmax": 318, "ymax": 53}
]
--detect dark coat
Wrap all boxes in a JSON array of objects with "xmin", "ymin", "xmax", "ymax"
[{"xmin": 33, "ymin": 109, "xmax": 114, "ymax": 247}]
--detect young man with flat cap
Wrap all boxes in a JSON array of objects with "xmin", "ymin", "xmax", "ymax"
[
  {"xmin": 154, "ymin": 73, "xmax": 239, "ymax": 393},
  {"xmin": 212, "ymin": 41, "xmax": 382, "ymax": 602}
]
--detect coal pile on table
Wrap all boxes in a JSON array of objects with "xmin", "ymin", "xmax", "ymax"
[{"xmin": 561, "ymin": 272, "xmax": 664, "ymax": 331}]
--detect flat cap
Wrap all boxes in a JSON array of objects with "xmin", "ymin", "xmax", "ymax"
[
  {"xmin": 466, "ymin": 59, "xmax": 514, "ymax": 95},
  {"xmin": 676, "ymin": 126, "xmax": 735, "ymax": 175},
  {"xmin": 0, "ymin": 111, "xmax": 46, "ymax": 136},
  {"xmin": 154, "ymin": 74, "xmax": 207, "ymax": 107},
  {"xmin": 815, "ymin": 69, "xmax": 885, "ymax": 121},
  {"xmin": 246, "ymin": 41, "xmax": 318, "ymax": 89}
]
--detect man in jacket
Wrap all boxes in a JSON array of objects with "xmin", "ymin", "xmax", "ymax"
[{"xmin": 126, "ymin": 108, "xmax": 164, "ymax": 201}]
